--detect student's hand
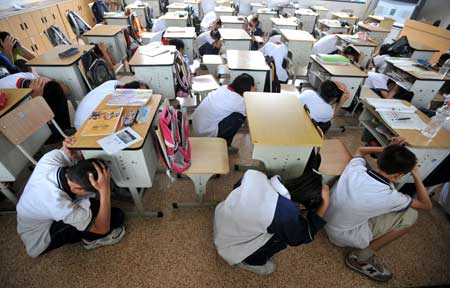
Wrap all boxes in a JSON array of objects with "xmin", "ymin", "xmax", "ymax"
[
  {"xmin": 29, "ymin": 77, "xmax": 49, "ymax": 97},
  {"xmin": 89, "ymin": 161, "xmax": 111, "ymax": 196},
  {"xmin": 321, "ymin": 184, "xmax": 330, "ymax": 205},
  {"xmin": 0, "ymin": 35, "xmax": 17, "ymax": 53},
  {"xmin": 334, "ymin": 81, "xmax": 350, "ymax": 102},
  {"xmin": 411, "ymin": 163, "xmax": 420, "ymax": 178},
  {"xmin": 63, "ymin": 137, "xmax": 83, "ymax": 160},
  {"xmin": 214, "ymin": 40, "xmax": 222, "ymax": 49},
  {"xmin": 390, "ymin": 136, "xmax": 407, "ymax": 146}
]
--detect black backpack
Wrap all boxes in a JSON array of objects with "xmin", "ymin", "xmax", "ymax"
[
  {"xmin": 47, "ymin": 25, "xmax": 73, "ymax": 47},
  {"xmin": 92, "ymin": 0, "xmax": 109, "ymax": 23},
  {"xmin": 144, "ymin": 5, "xmax": 153, "ymax": 30},
  {"xmin": 81, "ymin": 47, "xmax": 115, "ymax": 88},
  {"xmin": 385, "ymin": 36, "xmax": 412, "ymax": 57},
  {"xmin": 67, "ymin": 11, "xmax": 92, "ymax": 38}
]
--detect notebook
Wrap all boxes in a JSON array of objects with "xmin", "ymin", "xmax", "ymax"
[
  {"xmin": 317, "ymin": 54, "xmax": 350, "ymax": 65},
  {"xmin": 106, "ymin": 89, "xmax": 153, "ymax": 106}
]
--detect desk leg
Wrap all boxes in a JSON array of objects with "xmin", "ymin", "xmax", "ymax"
[
  {"xmin": 172, "ymin": 174, "xmax": 218, "ymax": 208},
  {"xmin": 0, "ymin": 182, "xmax": 17, "ymax": 205},
  {"xmin": 126, "ymin": 187, "xmax": 163, "ymax": 217}
]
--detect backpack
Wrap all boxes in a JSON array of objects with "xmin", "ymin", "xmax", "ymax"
[
  {"xmin": 264, "ymin": 56, "xmax": 280, "ymax": 93},
  {"xmin": 47, "ymin": 25, "xmax": 73, "ymax": 46},
  {"xmin": 385, "ymin": 36, "xmax": 412, "ymax": 57},
  {"xmin": 174, "ymin": 51, "xmax": 191, "ymax": 97},
  {"xmin": 129, "ymin": 13, "xmax": 145, "ymax": 39},
  {"xmin": 144, "ymin": 5, "xmax": 154, "ymax": 31},
  {"xmin": 92, "ymin": 0, "xmax": 109, "ymax": 23},
  {"xmin": 123, "ymin": 28, "xmax": 140, "ymax": 59},
  {"xmin": 156, "ymin": 106, "xmax": 191, "ymax": 173},
  {"xmin": 67, "ymin": 11, "xmax": 92, "ymax": 38},
  {"xmin": 81, "ymin": 48, "xmax": 115, "ymax": 88}
]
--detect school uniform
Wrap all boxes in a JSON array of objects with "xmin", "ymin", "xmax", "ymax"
[
  {"xmin": 16, "ymin": 149, "xmax": 124, "ymax": 257},
  {"xmin": 364, "ymin": 72, "xmax": 389, "ymax": 92},
  {"xmin": 192, "ymin": 85, "xmax": 246, "ymax": 145},
  {"xmin": 198, "ymin": 31, "xmax": 220, "ymax": 56},
  {"xmin": 214, "ymin": 170, "xmax": 326, "ymax": 266},
  {"xmin": 324, "ymin": 157, "xmax": 417, "ymax": 249},
  {"xmin": 298, "ymin": 89, "xmax": 334, "ymax": 132},
  {"xmin": 0, "ymin": 72, "xmax": 37, "ymax": 88},
  {"xmin": 311, "ymin": 34, "xmax": 338, "ymax": 55},
  {"xmin": 259, "ymin": 36, "xmax": 289, "ymax": 82},
  {"xmin": 74, "ymin": 80, "xmax": 121, "ymax": 129},
  {"xmin": 373, "ymin": 54, "xmax": 388, "ymax": 71}
]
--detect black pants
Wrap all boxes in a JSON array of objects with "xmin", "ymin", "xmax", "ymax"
[
  {"xmin": 217, "ymin": 112, "xmax": 246, "ymax": 146},
  {"xmin": 42, "ymin": 200, "xmax": 125, "ymax": 255},
  {"xmin": 243, "ymin": 234, "xmax": 287, "ymax": 266}
]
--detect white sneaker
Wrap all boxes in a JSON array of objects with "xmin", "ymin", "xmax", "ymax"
[
  {"xmin": 236, "ymin": 259, "xmax": 275, "ymax": 275},
  {"xmin": 82, "ymin": 226, "xmax": 126, "ymax": 250}
]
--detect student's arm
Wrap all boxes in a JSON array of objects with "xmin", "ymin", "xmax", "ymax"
[
  {"xmin": 333, "ymin": 81, "xmax": 350, "ymax": 116},
  {"xmin": 355, "ymin": 136, "xmax": 406, "ymax": 157},
  {"xmin": 88, "ymin": 162, "xmax": 112, "ymax": 235},
  {"xmin": 379, "ymin": 85, "xmax": 399, "ymax": 99},
  {"xmin": 410, "ymin": 164, "xmax": 433, "ymax": 210},
  {"xmin": 0, "ymin": 36, "xmax": 17, "ymax": 63},
  {"xmin": 17, "ymin": 41, "xmax": 36, "ymax": 60},
  {"xmin": 316, "ymin": 184, "xmax": 330, "ymax": 218}
]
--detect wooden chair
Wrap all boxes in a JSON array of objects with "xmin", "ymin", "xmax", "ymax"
[{"xmin": 319, "ymin": 139, "xmax": 353, "ymax": 184}]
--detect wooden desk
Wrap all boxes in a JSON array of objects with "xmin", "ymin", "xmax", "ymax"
[
  {"xmin": 245, "ymin": 91, "xmax": 323, "ymax": 179},
  {"xmin": 0, "ymin": 89, "xmax": 32, "ymax": 118},
  {"xmin": 164, "ymin": 27, "xmax": 196, "ymax": 63},
  {"xmin": 367, "ymin": 15, "xmax": 395, "ymax": 30},
  {"xmin": 318, "ymin": 19, "xmax": 350, "ymax": 35},
  {"xmin": 160, "ymin": 12, "xmax": 188, "ymax": 27},
  {"xmin": 220, "ymin": 16, "xmax": 245, "ymax": 29},
  {"xmin": 227, "ymin": 50, "xmax": 270, "ymax": 92},
  {"xmin": 104, "ymin": 14, "xmax": 129, "ymax": 26},
  {"xmin": 257, "ymin": 8, "xmax": 278, "ymax": 33},
  {"xmin": 336, "ymin": 34, "xmax": 378, "ymax": 68},
  {"xmin": 214, "ymin": 6, "xmax": 235, "ymax": 17},
  {"xmin": 129, "ymin": 46, "xmax": 177, "ymax": 99},
  {"xmin": 126, "ymin": 2, "xmax": 148, "ymax": 26},
  {"xmin": 218, "ymin": 28, "xmax": 252, "ymax": 51},
  {"xmin": 281, "ymin": 29, "xmax": 316, "ymax": 69},
  {"xmin": 409, "ymin": 41, "xmax": 439, "ymax": 61},
  {"xmin": 83, "ymin": 25, "xmax": 127, "ymax": 64},
  {"xmin": 360, "ymin": 98, "xmax": 450, "ymax": 188},
  {"xmin": 294, "ymin": 9, "xmax": 318, "ymax": 34},
  {"xmin": 309, "ymin": 55, "xmax": 368, "ymax": 108},
  {"xmin": 332, "ymin": 12, "xmax": 358, "ymax": 26},
  {"xmin": 271, "ymin": 17, "xmax": 299, "ymax": 32},
  {"xmin": 27, "ymin": 45, "xmax": 94, "ymax": 105},
  {"xmin": 69, "ymin": 94, "xmax": 162, "ymax": 216},
  {"xmin": 357, "ymin": 23, "xmax": 390, "ymax": 44}
]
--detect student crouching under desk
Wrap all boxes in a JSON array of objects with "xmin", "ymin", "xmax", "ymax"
[
  {"xmin": 311, "ymin": 34, "xmax": 363, "ymax": 65},
  {"xmin": 214, "ymin": 169, "xmax": 330, "ymax": 275},
  {"xmin": 364, "ymin": 72, "xmax": 413, "ymax": 101},
  {"xmin": 16, "ymin": 138, "xmax": 125, "ymax": 258},
  {"xmin": 324, "ymin": 138, "xmax": 432, "ymax": 282},
  {"xmin": 192, "ymin": 73, "xmax": 256, "ymax": 154}
]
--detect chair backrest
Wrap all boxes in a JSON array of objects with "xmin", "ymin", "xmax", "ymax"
[{"xmin": 0, "ymin": 96, "xmax": 54, "ymax": 145}]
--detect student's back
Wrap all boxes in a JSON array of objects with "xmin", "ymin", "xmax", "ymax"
[
  {"xmin": 298, "ymin": 89, "xmax": 334, "ymax": 123},
  {"xmin": 260, "ymin": 41, "xmax": 288, "ymax": 82},
  {"xmin": 0, "ymin": 72, "xmax": 37, "ymax": 88},
  {"xmin": 311, "ymin": 34, "xmax": 338, "ymax": 55}
]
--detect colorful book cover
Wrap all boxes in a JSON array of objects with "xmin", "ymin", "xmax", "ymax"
[{"xmin": 80, "ymin": 107, "xmax": 123, "ymax": 136}]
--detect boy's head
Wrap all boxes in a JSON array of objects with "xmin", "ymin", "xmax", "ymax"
[
  {"xmin": 120, "ymin": 80, "xmax": 149, "ymax": 89},
  {"xmin": 43, "ymin": 80, "xmax": 65, "ymax": 101},
  {"xmin": 210, "ymin": 30, "xmax": 221, "ymax": 41},
  {"xmin": 341, "ymin": 45, "xmax": 360, "ymax": 62},
  {"xmin": 377, "ymin": 144, "xmax": 417, "ymax": 181},
  {"xmin": 66, "ymin": 159, "xmax": 107, "ymax": 195},
  {"xmin": 229, "ymin": 73, "xmax": 256, "ymax": 96},
  {"xmin": 168, "ymin": 39, "xmax": 185, "ymax": 54},
  {"xmin": 318, "ymin": 80, "xmax": 343, "ymax": 104},
  {"xmin": 0, "ymin": 31, "xmax": 18, "ymax": 51},
  {"xmin": 283, "ymin": 174, "xmax": 324, "ymax": 210}
]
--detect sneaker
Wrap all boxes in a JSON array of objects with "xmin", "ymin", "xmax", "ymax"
[
  {"xmin": 345, "ymin": 251, "xmax": 393, "ymax": 282},
  {"xmin": 236, "ymin": 259, "xmax": 275, "ymax": 275},
  {"xmin": 227, "ymin": 146, "xmax": 239, "ymax": 154},
  {"xmin": 82, "ymin": 226, "xmax": 126, "ymax": 250}
]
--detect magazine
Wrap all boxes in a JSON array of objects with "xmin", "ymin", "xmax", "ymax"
[{"xmin": 80, "ymin": 107, "xmax": 123, "ymax": 136}]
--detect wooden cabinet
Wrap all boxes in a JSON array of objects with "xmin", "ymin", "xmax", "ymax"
[
  {"xmin": 4, "ymin": 15, "xmax": 28, "ymax": 41},
  {"xmin": 17, "ymin": 12, "xmax": 40, "ymax": 38},
  {"xmin": 58, "ymin": 0, "xmax": 77, "ymax": 40}
]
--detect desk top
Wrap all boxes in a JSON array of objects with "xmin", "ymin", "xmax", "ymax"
[
  {"xmin": 83, "ymin": 25, "xmax": 125, "ymax": 37},
  {"xmin": 27, "ymin": 45, "xmax": 94, "ymax": 67},
  {"xmin": 245, "ymin": 92, "xmax": 323, "ymax": 147},
  {"xmin": 332, "ymin": 12, "xmax": 358, "ymax": 20},
  {"xmin": 164, "ymin": 27, "xmax": 196, "ymax": 38},
  {"xmin": 281, "ymin": 29, "xmax": 316, "ymax": 42},
  {"xmin": 183, "ymin": 137, "xmax": 229, "ymax": 174},
  {"xmin": 167, "ymin": 2, "xmax": 187, "ymax": 8},
  {"xmin": 250, "ymin": 2, "xmax": 267, "ymax": 7},
  {"xmin": 129, "ymin": 47, "xmax": 176, "ymax": 66},
  {"xmin": 257, "ymin": 8, "xmax": 277, "ymax": 14},
  {"xmin": 192, "ymin": 75, "xmax": 220, "ymax": 92},
  {"xmin": 364, "ymin": 99, "xmax": 450, "ymax": 149},
  {"xmin": 409, "ymin": 41, "xmax": 440, "ymax": 52},
  {"xmin": 319, "ymin": 19, "xmax": 348, "ymax": 29},
  {"xmin": 271, "ymin": 17, "xmax": 299, "ymax": 26},
  {"xmin": 161, "ymin": 12, "xmax": 188, "ymax": 19},
  {"xmin": 0, "ymin": 89, "xmax": 32, "ymax": 118},
  {"xmin": 358, "ymin": 23, "xmax": 390, "ymax": 33},
  {"xmin": 218, "ymin": 28, "xmax": 251, "ymax": 40},
  {"xmin": 385, "ymin": 58, "xmax": 449, "ymax": 81},
  {"xmin": 104, "ymin": 13, "xmax": 128, "ymax": 19},
  {"xmin": 126, "ymin": 2, "xmax": 147, "ymax": 9},
  {"xmin": 319, "ymin": 139, "xmax": 352, "ymax": 176},
  {"xmin": 367, "ymin": 15, "xmax": 393, "ymax": 22},
  {"xmin": 310, "ymin": 5, "xmax": 328, "ymax": 11},
  {"xmin": 215, "ymin": 6, "xmax": 234, "ymax": 12},
  {"xmin": 336, "ymin": 34, "xmax": 378, "ymax": 47},
  {"xmin": 310, "ymin": 55, "xmax": 368, "ymax": 77},
  {"xmin": 69, "ymin": 94, "xmax": 162, "ymax": 150},
  {"xmin": 227, "ymin": 50, "xmax": 269, "ymax": 71},
  {"xmin": 360, "ymin": 87, "xmax": 381, "ymax": 99},
  {"xmin": 202, "ymin": 54, "xmax": 224, "ymax": 64},
  {"xmin": 220, "ymin": 15, "xmax": 245, "ymax": 23},
  {"xmin": 295, "ymin": 9, "xmax": 318, "ymax": 16}
]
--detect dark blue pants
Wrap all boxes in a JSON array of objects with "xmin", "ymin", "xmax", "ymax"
[
  {"xmin": 217, "ymin": 112, "xmax": 246, "ymax": 146},
  {"xmin": 243, "ymin": 234, "xmax": 287, "ymax": 266}
]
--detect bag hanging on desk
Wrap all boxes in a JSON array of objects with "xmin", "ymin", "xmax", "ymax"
[
  {"xmin": 174, "ymin": 51, "xmax": 192, "ymax": 98},
  {"xmin": 264, "ymin": 56, "xmax": 281, "ymax": 93},
  {"xmin": 47, "ymin": 25, "xmax": 73, "ymax": 47},
  {"xmin": 92, "ymin": 0, "xmax": 109, "ymax": 23},
  {"xmin": 67, "ymin": 11, "xmax": 92, "ymax": 38},
  {"xmin": 81, "ymin": 47, "xmax": 116, "ymax": 89}
]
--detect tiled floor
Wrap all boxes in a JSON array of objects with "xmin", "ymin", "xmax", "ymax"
[{"xmin": 1, "ymin": 78, "xmax": 450, "ymax": 287}]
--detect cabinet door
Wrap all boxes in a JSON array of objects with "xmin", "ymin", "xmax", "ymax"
[
  {"xmin": 40, "ymin": 31, "xmax": 54, "ymax": 51},
  {"xmin": 19, "ymin": 37, "xmax": 37, "ymax": 56},
  {"xmin": 40, "ymin": 8, "xmax": 54, "ymax": 28},
  {"xmin": 30, "ymin": 34, "xmax": 49, "ymax": 55},
  {"xmin": 28, "ymin": 10, "xmax": 48, "ymax": 34},
  {"xmin": 19, "ymin": 12, "xmax": 40, "ymax": 37},
  {"xmin": 48, "ymin": 5, "xmax": 66, "ymax": 29},
  {"xmin": 5, "ymin": 15, "xmax": 28, "ymax": 41},
  {"xmin": 0, "ymin": 18, "xmax": 13, "ymax": 34}
]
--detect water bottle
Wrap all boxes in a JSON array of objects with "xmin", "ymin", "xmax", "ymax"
[{"xmin": 421, "ymin": 102, "xmax": 450, "ymax": 139}]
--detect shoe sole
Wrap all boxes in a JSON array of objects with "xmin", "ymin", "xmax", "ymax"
[
  {"xmin": 345, "ymin": 256, "xmax": 392, "ymax": 282},
  {"xmin": 83, "ymin": 227, "xmax": 126, "ymax": 250}
]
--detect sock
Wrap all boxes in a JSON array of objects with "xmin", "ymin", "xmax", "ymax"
[{"xmin": 353, "ymin": 248, "xmax": 374, "ymax": 262}]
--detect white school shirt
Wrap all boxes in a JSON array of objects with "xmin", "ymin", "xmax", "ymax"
[
  {"xmin": 0, "ymin": 72, "xmax": 37, "ymax": 88},
  {"xmin": 373, "ymin": 54, "xmax": 388, "ymax": 71},
  {"xmin": 259, "ymin": 41, "xmax": 289, "ymax": 82},
  {"xmin": 311, "ymin": 34, "xmax": 338, "ymax": 55},
  {"xmin": 324, "ymin": 157, "xmax": 412, "ymax": 249},
  {"xmin": 364, "ymin": 72, "xmax": 389, "ymax": 91},
  {"xmin": 197, "ymin": 31, "xmax": 215, "ymax": 48},
  {"xmin": 74, "ymin": 80, "xmax": 121, "ymax": 129},
  {"xmin": 16, "ymin": 149, "xmax": 93, "ymax": 257},
  {"xmin": 214, "ymin": 170, "xmax": 291, "ymax": 265},
  {"xmin": 192, "ymin": 85, "xmax": 246, "ymax": 137},
  {"xmin": 298, "ymin": 89, "xmax": 334, "ymax": 123}
]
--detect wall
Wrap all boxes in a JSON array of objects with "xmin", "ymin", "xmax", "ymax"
[
  {"xmin": 0, "ymin": 0, "xmax": 39, "ymax": 10},
  {"xmin": 415, "ymin": 0, "xmax": 450, "ymax": 29}
]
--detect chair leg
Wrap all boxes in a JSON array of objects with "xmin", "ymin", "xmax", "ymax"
[
  {"xmin": 50, "ymin": 119, "xmax": 69, "ymax": 139},
  {"xmin": 0, "ymin": 182, "xmax": 17, "ymax": 205},
  {"xmin": 16, "ymin": 144, "xmax": 37, "ymax": 165}
]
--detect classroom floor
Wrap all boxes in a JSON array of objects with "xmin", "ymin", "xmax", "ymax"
[{"xmin": 1, "ymin": 81, "xmax": 450, "ymax": 288}]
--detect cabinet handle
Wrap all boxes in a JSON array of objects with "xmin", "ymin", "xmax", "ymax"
[
  {"xmin": 44, "ymin": 16, "xmax": 48, "ymax": 23},
  {"xmin": 34, "ymin": 44, "xmax": 38, "ymax": 51},
  {"xmin": 52, "ymin": 14, "xmax": 56, "ymax": 20},
  {"xmin": 41, "ymin": 17, "xmax": 45, "ymax": 24},
  {"xmin": 24, "ymin": 22, "xmax": 28, "ymax": 29},
  {"xmin": 20, "ymin": 23, "xmax": 24, "ymax": 30},
  {"xmin": 30, "ymin": 45, "xmax": 35, "ymax": 52}
]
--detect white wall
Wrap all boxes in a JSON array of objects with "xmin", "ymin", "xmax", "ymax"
[
  {"xmin": 297, "ymin": 0, "xmax": 377, "ymax": 19},
  {"xmin": 0, "ymin": 0, "xmax": 38, "ymax": 10},
  {"xmin": 416, "ymin": 0, "xmax": 450, "ymax": 29}
]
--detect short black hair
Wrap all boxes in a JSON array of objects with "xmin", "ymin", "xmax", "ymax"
[
  {"xmin": 210, "ymin": 30, "xmax": 221, "ymax": 40},
  {"xmin": 343, "ymin": 45, "xmax": 360, "ymax": 62},
  {"xmin": 0, "ymin": 31, "xmax": 18, "ymax": 49},
  {"xmin": 283, "ymin": 172, "xmax": 323, "ymax": 210},
  {"xmin": 168, "ymin": 39, "xmax": 184, "ymax": 51},
  {"xmin": 229, "ymin": 73, "xmax": 255, "ymax": 96},
  {"xmin": 66, "ymin": 159, "xmax": 107, "ymax": 193},
  {"xmin": 318, "ymin": 80, "xmax": 343, "ymax": 103},
  {"xmin": 377, "ymin": 144, "xmax": 417, "ymax": 175},
  {"xmin": 379, "ymin": 43, "xmax": 390, "ymax": 55},
  {"xmin": 121, "ymin": 81, "xmax": 149, "ymax": 89},
  {"xmin": 43, "ymin": 81, "xmax": 65, "ymax": 106}
]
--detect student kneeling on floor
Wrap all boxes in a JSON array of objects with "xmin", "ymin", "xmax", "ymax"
[
  {"xmin": 192, "ymin": 73, "xmax": 255, "ymax": 153},
  {"xmin": 324, "ymin": 137, "xmax": 432, "ymax": 282},
  {"xmin": 16, "ymin": 138, "xmax": 125, "ymax": 258},
  {"xmin": 214, "ymin": 169, "xmax": 330, "ymax": 275}
]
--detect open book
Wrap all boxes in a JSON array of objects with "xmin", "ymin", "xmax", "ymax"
[
  {"xmin": 317, "ymin": 54, "xmax": 350, "ymax": 65},
  {"xmin": 80, "ymin": 107, "xmax": 123, "ymax": 136},
  {"xmin": 366, "ymin": 98, "xmax": 416, "ymax": 113},
  {"xmin": 106, "ymin": 89, "xmax": 153, "ymax": 106}
]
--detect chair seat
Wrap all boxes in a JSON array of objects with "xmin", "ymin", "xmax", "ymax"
[
  {"xmin": 183, "ymin": 137, "xmax": 229, "ymax": 175},
  {"xmin": 319, "ymin": 139, "xmax": 352, "ymax": 176},
  {"xmin": 192, "ymin": 74, "xmax": 220, "ymax": 93}
]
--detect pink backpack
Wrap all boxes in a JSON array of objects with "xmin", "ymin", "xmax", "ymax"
[{"xmin": 157, "ymin": 106, "xmax": 191, "ymax": 173}]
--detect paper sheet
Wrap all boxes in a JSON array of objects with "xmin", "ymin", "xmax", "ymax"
[{"xmin": 97, "ymin": 127, "xmax": 143, "ymax": 155}]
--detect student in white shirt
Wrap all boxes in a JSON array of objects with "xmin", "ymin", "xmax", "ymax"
[
  {"xmin": 324, "ymin": 138, "xmax": 432, "ymax": 282},
  {"xmin": 74, "ymin": 80, "xmax": 148, "ymax": 129},
  {"xmin": 298, "ymin": 80, "xmax": 349, "ymax": 133},
  {"xmin": 259, "ymin": 32, "xmax": 289, "ymax": 83},
  {"xmin": 192, "ymin": 73, "xmax": 255, "ymax": 153},
  {"xmin": 16, "ymin": 139, "xmax": 126, "ymax": 257},
  {"xmin": 363, "ymin": 72, "xmax": 413, "ymax": 101},
  {"xmin": 312, "ymin": 34, "xmax": 362, "ymax": 63},
  {"xmin": 198, "ymin": 30, "xmax": 222, "ymax": 56}
]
